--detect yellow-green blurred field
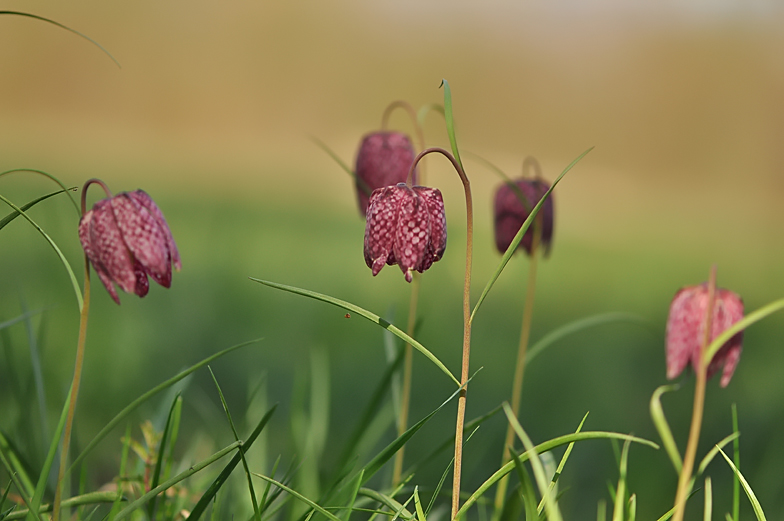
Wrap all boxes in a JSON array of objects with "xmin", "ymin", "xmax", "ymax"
[{"xmin": 2, "ymin": 2, "xmax": 784, "ymax": 518}]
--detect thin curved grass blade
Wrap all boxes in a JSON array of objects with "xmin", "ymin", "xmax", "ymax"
[
  {"xmin": 250, "ymin": 278, "xmax": 458, "ymax": 386},
  {"xmin": 0, "ymin": 194, "xmax": 83, "ymax": 311},
  {"xmin": 455, "ymin": 431, "xmax": 657, "ymax": 520},
  {"xmin": 0, "ymin": 309, "xmax": 45, "ymax": 331},
  {"xmin": 650, "ymin": 385, "xmax": 683, "ymax": 473},
  {"xmin": 527, "ymin": 312, "xmax": 649, "ymax": 365},
  {"xmin": 115, "ymin": 441, "xmax": 241, "ymax": 520},
  {"xmin": 146, "ymin": 393, "xmax": 182, "ymax": 520},
  {"xmin": 186, "ymin": 404, "xmax": 277, "ymax": 521},
  {"xmin": 0, "ymin": 169, "xmax": 80, "ymax": 214},
  {"xmin": 416, "ymin": 103, "xmax": 444, "ymax": 128},
  {"xmin": 537, "ymin": 412, "xmax": 589, "ymax": 514},
  {"xmin": 0, "ymin": 444, "xmax": 43, "ymax": 521},
  {"xmin": 68, "ymin": 339, "xmax": 259, "ymax": 473},
  {"xmin": 732, "ymin": 404, "xmax": 740, "ymax": 521},
  {"xmin": 717, "ymin": 447, "xmax": 766, "ymax": 521},
  {"xmin": 0, "ymin": 189, "xmax": 76, "ymax": 231},
  {"xmin": 0, "ymin": 433, "xmax": 34, "ymax": 499},
  {"xmin": 703, "ymin": 477, "xmax": 712, "ymax": 521},
  {"xmin": 251, "ymin": 473, "xmax": 342, "ymax": 521},
  {"xmin": 4, "ymin": 491, "xmax": 119, "ymax": 521},
  {"xmin": 356, "ymin": 488, "xmax": 414, "ymax": 521},
  {"xmin": 469, "ymin": 147, "xmax": 593, "ymax": 324},
  {"xmin": 0, "ymin": 12, "xmax": 120, "ymax": 67},
  {"xmin": 611, "ymin": 440, "xmax": 631, "ymax": 521},
  {"xmin": 309, "ymin": 136, "xmax": 372, "ymax": 198},
  {"xmin": 510, "ymin": 454, "xmax": 537, "ymax": 521},
  {"xmin": 703, "ymin": 298, "xmax": 784, "ymax": 366},
  {"xmin": 439, "ymin": 79, "xmax": 464, "ymax": 170},
  {"xmin": 697, "ymin": 433, "xmax": 739, "ymax": 478}
]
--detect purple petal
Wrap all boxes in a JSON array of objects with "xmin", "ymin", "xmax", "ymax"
[
  {"xmin": 413, "ymin": 186, "xmax": 446, "ymax": 273},
  {"xmin": 665, "ymin": 286, "xmax": 703, "ymax": 380},
  {"xmin": 111, "ymin": 193, "xmax": 172, "ymax": 288},
  {"xmin": 90, "ymin": 199, "xmax": 137, "ymax": 297},
  {"xmin": 364, "ymin": 186, "xmax": 404, "ymax": 276},
  {"xmin": 355, "ymin": 132, "xmax": 417, "ymax": 216},
  {"xmin": 392, "ymin": 186, "xmax": 430, "ymax": 282},
  {"xmin": 129, "ymin": 190, "xmax": 181, "ymax": 271}
]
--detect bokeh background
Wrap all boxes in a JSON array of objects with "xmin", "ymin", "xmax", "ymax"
[{"xmin": 1, "ymin": 1, "xmax": 783, "ymax": 518}]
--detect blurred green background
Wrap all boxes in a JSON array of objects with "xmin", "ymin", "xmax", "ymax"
[{"xmin": 2, "ymin": 1, "xmax": 784, "ymax": 518}]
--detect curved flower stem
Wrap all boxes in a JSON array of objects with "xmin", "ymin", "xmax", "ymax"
[
  {"xmin": 392, "ymin": 272, "xmax": 421, "ymax": 486},
  {"xmin": 522, "ymin": 156, "xmax": 542, "ymax": 179},
  {"xmin": 672, "ymin": 265, "xmax": 717, "ymax": 521},
  {"xmin": 381, "ymin": 100, "xmax": 427, "ymax": 155},
  {"xmin": 53, "ymin": 180, "xmax": 106, "ymax": 521},
  {"xmin": 492, "ymin": 222, "xmax": 541, "ymax": 516}
]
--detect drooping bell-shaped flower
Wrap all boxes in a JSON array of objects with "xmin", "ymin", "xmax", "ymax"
[
  {"xmin": 493, "ymin": 178, "xmax": 553, "ymax": 256},
  {"xmin": 364, "ymin": 183, "xmax": 446, "ymax": 282},
  {"xmin": 355, "ymin": 132, "xmax": 418, "ymax": 216},
  {"xmin": 666, "ymin": 284, "xmax": 744, "ymax": 387},
  {"xmin": 79, "ymin": 189, "xmax": 181, "ymax": 304}
]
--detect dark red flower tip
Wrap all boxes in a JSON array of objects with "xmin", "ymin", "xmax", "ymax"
[
  {"xmin": 493, "ymin": 178, "xmax": 554, "ymax": 256},
  {"xmin": 665, "ymin": 284, "xmax": 744, "ymax": 387},
  {"xmin": 364, "ymin": 183, "xmax": 446, "ymax": 282},
  {"xmin": 355, "ymin": 131, "xmax": 418, "ymax": 216},
  {"xmin": 78, "ymin": 189, "xmax": 181, "ymax": 304}
]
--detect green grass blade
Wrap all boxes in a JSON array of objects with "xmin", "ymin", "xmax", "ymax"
[
  {"xmin": 251, "ymin": 473, "xmax": 342, "ymax": 521},
  {"xmin": 0, "ymin": 169, "xmax": 80, "ymax": 215},
  {"xmin": 526, "ymin": 313, "xmax": 649, "ymax": 365},
  {"xmin": 455, "ymin": 431, "xmax": 657, "ymax": 520},
  {"xmin": 696, "ymin": 432, "xmax": 739, "ymax": 478},
  {"xmin": 0, "ymin": 189, "xmax": 76, "ymax": 232},
  {"xmin": 336, "ymin": 344, "xmax": 405, "ymax": 472},
  {"xmin": 0, "ymin": 310, "xmax": 45, "ymax": 331},
  {"xmin": 0, "ymin": 12, "xmax": 120, "ymax": 67},
  {"xmin": 164, "ymin": 394, "xmax": 183, "ymax": 483},
  {"xmin": 69, "ymin": 338, "xmax": 259, "ymax": 473},
  {"xmin": 249, "ymin": 279, "xmax": 458, "ymax": 386},
  {"xmin": 703, "ymin": 477, "xmax": 712, "ymax": 521},
  {"xmin": 309, "ymin": 136, "xmax": 372, "ymax": 197},
  {"xmin": 611, "ymin": 440, "xmax": 631, "ymax": 521},
  {"xmin": 510, "ymin": 453, "xmax": 537, "ymax": 521},
  {"xmin": 502, "ymin": 403, "xmax": 562, "ymax": 521},
  {"xmin": 628, "ymin": 494, "xmax": 637, "ymax": 521},
  {"xmin": 703, "ymin": 298, "xmax": 784, "ymax": 366},
  {"xmin": 108, "ymin": 424, "xmax": 132, "ymax": 519},
  {"xmin": 341, "ymin": 470, "xmax": 363, "ymax": 521},
  {"xmin": 439, "ymin": 79, "xmax": 464, "ymax": 170},
  {"xmin": 1, "ymin": 479, "xmax": 12, "ymax": 514},
  {"xmin": 413, "ymin": 487, "xmax": 425, "ymax": 521},
  {"xmin": 186, "ymin": 404, "xmax": 278, "ymax": 521},
  {"xmin": 146, "ymin": 393, "xmax": 182, "ymax": 520},
  {"xmin": 537, "ymin": 412, "xmax": 589, "ymax": 514},
  {"xmin": 416, "ymin": 103, "xmax": 444, "ymax": 128},
  {"xmin": 0, "ymin": 445, "xmax": 43, "ymax": 521},
  {"xmin": 259, "ymin": 455, "xmax": 281, "ymax": 513},
  {"xmin": 0, "ymin": 194, "xmax": 83, "ymax": 311},
  {"xmin": 356, "ymin": 488, "xmax": 414, "ymax": 521},
  {"xmin": 27, "ymin": 387, "xmax": 73, "ymax": 521},
  {"xmin": 209, "ymin": 367, "xmax": 260, "ymax": 521},
  {"xmin": 650, "ymin": 385, "xmax": 682, "ymax": 474},
  {"xmin": 115, "ymin": 440, "xmax": 241, "ymax": 520},
  {"xmin": 4, "ymin": 491, "xmax": 119, "ymax": 520},
  {"xmin": 423, "ymin": 425, "xmax": 479, "ymax": 518},
  {"xmin": 597, "ymin": 500, "xmax": 607, "ymax": 521},
  {"xmin": 359, "ymin": 382, "xmax": 466, "ymax": 486},
  {"xmin": 717, "ymin": 447, "xmax": 766, "ymax": 521},
  {"xmin": 731, "ymin": 404, "xmax": 740, "ymax": 521},
  {"xmin": 0, "ymin": 434, "xmax": 34, "ymax": 500},
  {"xmin": 469, "ymin": 147, "xmax": 593, "ymax": 324}
]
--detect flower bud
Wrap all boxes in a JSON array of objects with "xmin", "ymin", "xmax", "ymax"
[
  {"xmin": 364, "ymin": 183, "xmax": 446, "ymax": 282},
  {"xmin": 78, "ymin": 189, "xmax": 181, "ymax": 304},
  {"xmin": 665, "ymin": 284, "xmax": 744, "ymax": 387},
  {"xmin": 355, "ymin": 132, "xmax": 417, "ymax": 216},
  {"xmin": 493, "ymin": 178, "xmax": 553, "ymax": 256}
]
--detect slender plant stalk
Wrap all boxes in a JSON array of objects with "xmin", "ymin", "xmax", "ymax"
[
  {"xmin": 380, "ymin": 100, "xmax": 427, "ymax": 154},
  {"xmin": 672, "ymin": 265, "xmax": 717, "ymax": 521},
  {"xmin": 53, "ymin": 179, "xmax": 110, "ymax": 521},
  {"xmin": 392, "ymin": 273, "xmax": 421, "ymax": 486},
  {"xmin": 492, "ymin": 222, "xmax": 542, "ymax": 515}
]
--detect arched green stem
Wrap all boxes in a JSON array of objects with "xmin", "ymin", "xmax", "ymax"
[
  {"xmin": 52, "ymin": 180, "xmax": 109, "ymax": 520},
  {"xmin": 522, "ymin": 156, "xmax": 542, "ymax": 179},
  {"xmin": 406, "ymin": 147, "xmax": 473, "ymax": 519},
  {"xmin": 381, "ymin": 100, "xmax": 426, "ymax": 155},
  {"xmin": 493, "ymin": 221, "xmax": 542, "ymax": 515},
  {"xmin": 672, "ymin": 265, "xmax": 717, "ymax": 521}
]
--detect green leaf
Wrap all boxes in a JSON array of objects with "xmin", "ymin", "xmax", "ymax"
[
  {"xmin": 4, "ymin": 491, "xmax": 120, "ymax": 520},
  {"xmin": 537, "ymin": 412, "xmax": 589, "ymax": 514},
  {"xmin": 0, "ymin": 194, "xmax": 83, "ymax": 311},
  {"xmin": 455, "ymin": 431, "xmax": 657, "ymax": 520},
  {"xmin": 107, "ymin": 424, "xmax": 132, "ymax": 519},
  {"xmin": 527, "ymin": 312, "xmax": 649, "ymax": 365},
  {"xmin": 0, "ymin": 189, "xmax": 75, "ymax": 232},
  {"xmin": 146, "ymin": 393, "xmax": 183, "ymax": 520},
  {"xmin": 251, "ymin": 473, "xmax": 342, "ymax": 521},
  {"xmin": 510, "ymin": 454, "xmax": 537, "ymax": 521},
  {"xmin": 649, "ymin": 385, "xmax": 682, "ymax": 473},
  {"xmin": 717, "ymin": 447, "xmax": 767, "ymax": 521},
  {"xmin": 249, "ymin": 278, "xmax": 459, "ymax": 386},
  {"xmin": 0, "ymin": 12, "xmax": 120, "ymax": 67},
  {"xmin": 703, "ymin": 477, "xmax": 712, "ymax": 521},
  {"xmin": 0, "ymin": 444, "xmax": 43, "ymax": 521},
  {"xmin": 413, "ymin": 487, "xmax": 426, "ymax": 521},
  {"xmin": 186, "ymin": 404, "xmax": 278, "ymax": 521},
  {"xmin": 356, "ymin": 488, "xmax": 414, "ymax": 521},
  {"xmin": 703, "ymin": 298, "xmax": 784, "ymax": 367},
  {"xmin": 0, "ymin": 169, "xmax": 80, "ymax": 215},
  {"xmin": 469, "ymin": 147, "xmax": 593, "ymax": 324},
  {"xmin": 611, "ymin": 440, "xmax": 631, "ymax": 521},
  {"xmin": 439, "ymin": 79, "xmax": 464, "ymax": 170},
  {"xmin": 69, "ymin": 339, "xmax": 259, "ymax": 473}
]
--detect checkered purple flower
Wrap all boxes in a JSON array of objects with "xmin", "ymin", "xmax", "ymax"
[
  {"xmin": 666, "ymin": 284, "xmax": 744, "ymax": 387},
  {"xmin": 364, "ymin": 183, "xmax": 446, "ymax": 282},
  {"xmin": 355, "ymin": 131, "xmax": 417, "ymax": 215},
  {"xmin": 78, "ymin": 190, "xmax": 181, "ymax": 304},
  {"xmin": 493, "ymin": 178, "xmax": 553, "ymax": 256}
]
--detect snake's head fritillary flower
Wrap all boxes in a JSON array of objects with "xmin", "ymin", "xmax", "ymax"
[
  {"xmin": 355, "ymin": 131, "xmax": 418, "ymax": 216},
  {"xmin": 493, "ymin": 178, "xmax": 553, "ymax": 256},
  {"xmin": 666, "ymin": 284, "xmax": 744, "ymax": 387},
  {"xmin": 364, "ymin": 183, "xmax": 446, "ymax": 283},
  {"xmin": 78, "ymin": 189, "xmax": 181, "ymax": 304}
]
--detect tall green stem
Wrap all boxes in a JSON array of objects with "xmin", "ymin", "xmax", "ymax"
[
  {"xmin": 672, "ymin": 265, "xmax": 717, "ymax": 521},
  {"xmin": 492, "ymin": 223, "xmax": 541, "ymax": 515},
  {"xmin": 392, "ymin": 273, "xmax": 421, "ymax": 486}
]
